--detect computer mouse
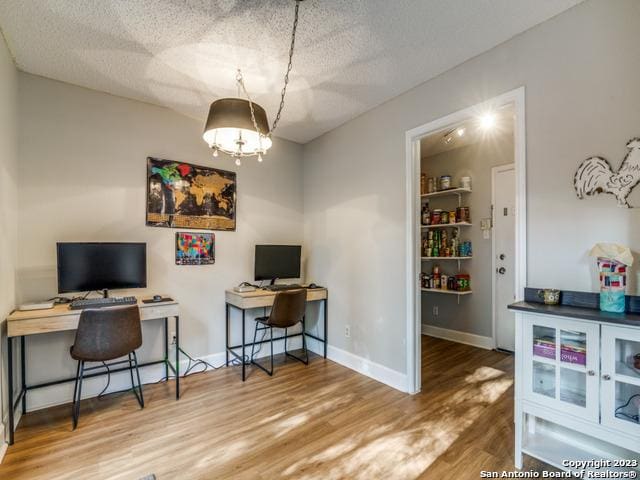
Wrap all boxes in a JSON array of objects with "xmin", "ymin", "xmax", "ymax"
[
  {"xmin": 308, "ymin": 283, "xmax": 318, "ymax": 289},
  {"xmin": 153, "ymin": 295, "xmax": 163, "ymax": 302}
]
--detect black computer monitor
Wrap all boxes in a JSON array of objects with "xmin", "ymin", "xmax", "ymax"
[
  {"xmin": 254, "ymin": 245, "xmax": 301, "ymax": 284},
  {"xmin": 57, "ymin": 242, "xmax": 147, "ymax": 295}
]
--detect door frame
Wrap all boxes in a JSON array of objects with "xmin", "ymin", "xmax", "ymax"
[
  {"xmin": 404, "ymin": 87, "xmax": 527, "ymax": 394},
  {"xmin": 492, "ymin": 163, "xmax": 516, "ymax": 351}
]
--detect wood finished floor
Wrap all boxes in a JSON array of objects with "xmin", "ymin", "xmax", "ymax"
[{"xmin": 0, "ymin": 336, "xmax": 553, "ymax": 479}]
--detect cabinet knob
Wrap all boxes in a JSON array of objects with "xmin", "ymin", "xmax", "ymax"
[
  {"xmin": 602, "ymin": 374, "xmax": 611, "ymax": 380},
  {"xmin": 587, "ymin": 370, "xmax": 595, "ymax": 376}
]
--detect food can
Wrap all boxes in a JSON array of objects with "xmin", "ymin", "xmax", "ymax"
[
  {"xmin": 449, "ymin": 211, "xmax": 456, "ymax": 224},
  {"xmin": 456, "ymin": 207, "xmax": 467, "ymax": 223},
  {"xmin": 440, "ymin": 175, "xmax": 451, "ymax": 190},
  {"xmin": 441, "ymin": 211, "xmax": 449, "ymax": 224},
  {"xmin": 431, "ymin": 209, "xmax": 442, "ymax": 225},
  {"xmin": 460, "ymin": 176, "xmax": 472, "ymax": 189},
  {"xmin": 456, "ymin": 274, "xmax": 471, "ymax": 291},
  {"xmin": 427, "ymin": 177, "xmax": 435, "ymax": 193},
  {"xmin": 441, "ymin": 274, "xmax": 448, "ymax": 290}
]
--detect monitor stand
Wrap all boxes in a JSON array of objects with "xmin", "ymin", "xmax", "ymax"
[{"xmin": 102, "ymin": 289, "xmax": 109, "ymax": 298}]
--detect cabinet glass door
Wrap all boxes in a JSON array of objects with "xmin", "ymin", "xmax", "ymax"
[
  {"xmin": 601, "ymin": 326, "xmax": 640, "ymax": 435},
  {"xmin": 559, "ymin": 329, "xmax": 588, "ymax": 407},
  {"xmin": 523, "ymin": 314, "xmax": 599, "ymax": 422}
]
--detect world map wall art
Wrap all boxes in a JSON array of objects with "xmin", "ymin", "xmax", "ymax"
[
  {"xmin": 175, "ymin": 232, "xmax": 215, "ymax": 265},
  {"xmin": 146, "ymin": 157, "xmax": 236, "ymax": 231}
]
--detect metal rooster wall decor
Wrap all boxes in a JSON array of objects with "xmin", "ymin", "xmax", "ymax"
[{"xmin": 574, "ymin": 138, "xmax": 640, "ymax": 208}]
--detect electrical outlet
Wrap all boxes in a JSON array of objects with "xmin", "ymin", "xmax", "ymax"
[
  {"xmin": 433, "ymin": 306, "xmax": 439, "ymax": 316},
  {"xmin": 345, "ymin": 325, "xmax": 351, "ymax": 338}
]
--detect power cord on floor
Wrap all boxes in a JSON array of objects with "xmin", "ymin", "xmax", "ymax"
[{"xmin": 96, "ymin": 335, "xmax": 269, "ymax": 400}]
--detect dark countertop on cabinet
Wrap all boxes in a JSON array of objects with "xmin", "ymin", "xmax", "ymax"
[{"xmin": 508, "ymin": 301, "xmax": 640, "ymax": 328}]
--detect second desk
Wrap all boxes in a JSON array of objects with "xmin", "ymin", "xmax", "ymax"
[{"xmin": 225, "ymin": 288, "xmax": 328, "ymax": 380}]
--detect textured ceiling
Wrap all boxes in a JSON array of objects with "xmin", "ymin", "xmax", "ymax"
[{"xmin": 0, "ymin": 0, "xmax": 583, "ymax": 143}]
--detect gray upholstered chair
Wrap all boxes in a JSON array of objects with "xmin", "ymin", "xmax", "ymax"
[
  {"xmin": 70, "ymin": 305, "xmax": 144, "ymax": 429},
  {"xmin": 251, "ymin": 289, "xmax": 308, "ymax": 376}
]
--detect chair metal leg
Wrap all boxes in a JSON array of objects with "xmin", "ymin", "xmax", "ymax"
[
  {"xmin": 71, "ymin": 360, "xmax": 80, "ymax": 426},
  {"xmin": 285, "ymin": 318, "xmax": 309, "ymax": 365},
  {"xmin": 302, "ymin": 318, "xmax": 309, "ymax": 364},
  {"xmin": 269, "ymin": 326, "xmax": 274, "ymax": 375},
  {"xmin": 72, "ymin": 360, "xmax": 85, "ymax": 430},
  {"xmin": 130, "ymin": 351, "xmax": 144, "ymax": 408},
  {"xmin": 251, "ymin": 322, "xmax": 259, "ymax": 361},
  {"xmin": 250, "ymin": 324, "xmax": 273, "ymax": 377}
]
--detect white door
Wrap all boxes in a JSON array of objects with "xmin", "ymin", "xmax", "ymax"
[{"xmin": 493, "ymin": 165, "xmax": 516, "ymax": 351}]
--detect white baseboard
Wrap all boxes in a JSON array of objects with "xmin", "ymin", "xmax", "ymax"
[
  {"xmin": 22, "ymin": 335, "xmax": 304, "ymax": 413},
  {"xmin": 9, "ymin": 334, "xmax": 407, "ymax": 428},
  {"xmin": 0, "ymin": 419, "xmax": 5, "ymax": 464},
  {"xmin": 422, "ymin": 324, "xmax": 494, "ymax": 350},
  {"xmin": 321, "ymin": 344, "xmax": 409, "ymax": 393},
  {"xmin": 1, "ymin": 406, "xmax": 22, "ymax": 464}
]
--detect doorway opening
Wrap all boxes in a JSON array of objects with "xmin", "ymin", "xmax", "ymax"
[{"xmin": 405, "ymin": 88, "xmax": 527, "ymax": 393}]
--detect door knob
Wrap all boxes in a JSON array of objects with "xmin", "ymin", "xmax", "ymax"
[
  {"xmin": 602, "ymin": 374, "xmax": 611, "ymax": 380},
  {"xmin": 587, "ymin": 370, "xmax": 595, "ymax": 376},
  {"xmin": 497, "ymin": 267, "xmax": 506, "ymax": 274},
  {"xmin": 499, "ymin": 254, "xmax": 506, "ymax": 260}
]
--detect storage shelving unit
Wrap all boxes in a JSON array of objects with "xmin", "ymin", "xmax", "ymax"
[{"xmin": 420, "ymin": 186, "xmax": 472, "ymax": 293}]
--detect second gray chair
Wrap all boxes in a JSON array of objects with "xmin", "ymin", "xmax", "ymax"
[
  {"xmin": 70, "ymin": 305, "xmax": 144, "ymax": 429},
  {"xmin": 251, "ymin": 289, "xmax": 308, "ymax": 376}
]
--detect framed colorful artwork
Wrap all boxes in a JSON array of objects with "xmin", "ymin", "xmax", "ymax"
[
  {"xmin": 175, "ymin": 232, "xmax": 215, "ymax": 265},
  {"xmin": 147, "ymin": 157, "xmax": 236, "ymax": 231}
]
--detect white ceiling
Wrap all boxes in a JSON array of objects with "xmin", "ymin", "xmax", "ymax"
[{"xmin": 0, "ymin": 0, "xmax": 582, "ymax": 144}]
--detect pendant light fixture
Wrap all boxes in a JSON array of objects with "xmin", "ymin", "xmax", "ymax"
[{"xmin": 203, "ymin": 0, "xmax": 303, "ymax": 166}]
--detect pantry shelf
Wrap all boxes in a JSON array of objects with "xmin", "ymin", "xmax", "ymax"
[
  {"xmin": 421, "ymin": 288, "xmax": 472, "ymax": 295},
  {"xmin": 421, "ymin": 222, "xmax": 472, "ymax": 229},
  {"xmin": 421, "ymin": 256, "xmax": 472, "ymax": 260},
  {"xmin": 421, "ymin": 188, "xmax": 471, "ymax": 199}
]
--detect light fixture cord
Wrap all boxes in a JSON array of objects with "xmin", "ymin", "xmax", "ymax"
[
  {"xmin": 236, "ymin": 70, "xmax": 263, "ymax": 152},
  {"xmin": 270, "ymin": 0, "xmax": 301, "ymax": 135},
  {"xmin": 235, "ymin": 0, "xmax": 301, "ymax": 143}
]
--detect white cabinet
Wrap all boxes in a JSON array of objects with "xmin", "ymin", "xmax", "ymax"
[
  {"xmin": 522, "ymin": 314, "xmax": 600, "ymax": 422},
  {"xmin": 601, "ymin": 324, "xmax": 640, "ymax": 436},
  {"xmin": 515, "ymin": 311, "xmax": 640, "ymax": 474}
]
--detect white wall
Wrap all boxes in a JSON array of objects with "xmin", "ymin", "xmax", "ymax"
[
  {"xmin": 303, "ymin": 0, "xmax": 640, "ymax": 378},
  {"xmin": 16, "ymin": 73, "xmax": 305, "ymax": 410},
  {"xmin": 0, "ymin": 31, "xmax": 18, "ymax": 450},
  {"xmin": 421, "ymin": 131, "xmax": 514, "ymax": 338}
]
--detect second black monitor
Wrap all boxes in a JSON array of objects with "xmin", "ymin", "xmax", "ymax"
[{"xmin": 254, "ymin": 245, "xmax": 301, "ymax": 283}]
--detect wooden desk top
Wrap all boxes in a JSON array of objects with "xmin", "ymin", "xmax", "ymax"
[
  {"xmin": 225, "ymin": 287, "xmax": 327, "ymax": 309},
  {"xmin": 7, "ymin": 297, "xmax": 179, "ymax": 337}
]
